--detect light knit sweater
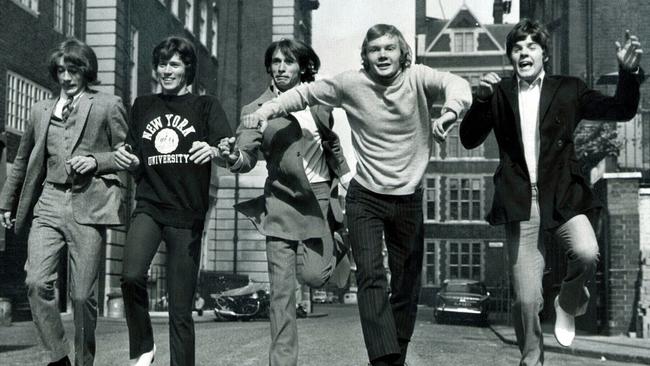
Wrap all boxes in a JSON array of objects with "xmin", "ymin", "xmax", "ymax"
[{"xmin": 257, "ymin": 64, "xmax": 472, "ymax": 195}]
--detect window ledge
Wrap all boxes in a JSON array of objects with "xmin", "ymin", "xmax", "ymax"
[{"xmin": 9, "ymin": 0, "xmax": 39, "ymax": 17}]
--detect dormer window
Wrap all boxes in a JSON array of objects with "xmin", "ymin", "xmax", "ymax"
[{"xmin": 453, "ymin": 31, "xmax": 475, "ymax": 53}]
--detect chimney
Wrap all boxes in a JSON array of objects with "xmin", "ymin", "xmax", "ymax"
[{"xmin": 493, "ymin": 0, "xmax": 504, "ymax": 24}]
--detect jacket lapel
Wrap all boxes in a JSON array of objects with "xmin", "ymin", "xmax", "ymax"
[
  {"xmin": 500, "ymin": 76, "xmax": 524, "ymax": 150},
  {"xmin": 538, "ymin": 76, "xmax": 561, "ymax": 124},
  {"xmin": 35, "ymin": 99, "xmax": 57, "ymax": 145},
  {"xmin": 69, "ymin": 92, "xmax": 93, "ymax": 148}
]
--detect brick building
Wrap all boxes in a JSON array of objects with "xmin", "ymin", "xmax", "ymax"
[
  {"xmin": 414, "ymin": 0, "xmax": 513, "ymax": 305},
  {"xmin": 0, "ymin": 0, "xmax": 320, "ymax": 318}
]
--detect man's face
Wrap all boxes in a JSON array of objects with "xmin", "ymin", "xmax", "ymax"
[
  {"xmin": 157, "ymin": 53, "xmax": 188, "ymax": 95},
  {"xmin": 510, "ymin": 35, "xmax": 546, "ymax": 82},
  {"xmin": 271, "ymin": 48, "xmax": 301, "ymax": 92},
  {"xmin": 57, "ymin": 57, "xmax": 87, "ymax": 97},
  {"xmin": 365, "ymin": 34, "xmax": 402, "ymax": 80}
]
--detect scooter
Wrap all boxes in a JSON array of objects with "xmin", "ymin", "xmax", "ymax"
[{"xmin": 211, "ymin": 281, "xmax": 270, "ymax": 321}]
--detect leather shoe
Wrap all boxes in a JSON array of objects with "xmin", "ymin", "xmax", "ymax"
[
  {"xmin": 131, "ymin": 344, "xmax": 156, "ymax": 366},
  {"xmin": 554, "ymin": 296, "xmax": 575, "ymax": 347}
]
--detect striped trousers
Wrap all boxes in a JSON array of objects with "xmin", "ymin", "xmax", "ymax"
[{"xmin": 345, "ymin": 179, "xmax": 424, "ymax": 364}]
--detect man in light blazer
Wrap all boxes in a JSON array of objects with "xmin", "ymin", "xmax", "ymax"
[
  {"xmin": 217, "ymin": 39, "xmax": 351, "ymax": 366},
  {"xmin": 0, "ymin": 39, "xmax": 127, "ymax": 366},
  {"xmin": 460, "ymin": 19, "xmax": 643, "ymax": 366}
]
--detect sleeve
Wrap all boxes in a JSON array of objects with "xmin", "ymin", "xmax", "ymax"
[
  {"xmin": 93, "ymin": 96, "xmax": 128, "ymax": 174},
  {"xmin": 124, "ymin": 97, "xmax": 146, "ymax": 181},
  {"xmin": 207, "ymin": 97, "xmax": 233, "ymax": 146},
  {"xmin": 230, "ymin": 109, "xmax": 263, "ymax": 174},
  {"xmin": 578, "ymin": 67, "xmax": 644, "ymax": 122},
  {"xmin": 256, "ymin": 77, "xmax": 344, "ymax": 121},
  {"xmin": 0, "ymin": 109, "xmax": 37, "ymax": 212},
  {"xmin": 459, "ymin": 96, "xmax": 496, "ymax": 150},
  {"xmin": 419, "ymin": 65, "xmax": 472, "ymax": 118}
]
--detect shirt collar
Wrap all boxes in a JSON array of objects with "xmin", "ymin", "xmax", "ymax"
[
  {"xmin": 517, "ymin": 70, "xmax": 545, "ymax": 90},
  {"xmin": 270, "ymin": 80, "xmax": 301, "ymax": 96}
]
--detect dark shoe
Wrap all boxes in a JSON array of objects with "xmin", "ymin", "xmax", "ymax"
[{"xmin": 47, "ymin": 356, "xmax": 71, "ymax": 366}]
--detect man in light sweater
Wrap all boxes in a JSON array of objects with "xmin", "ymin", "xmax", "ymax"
[{"xmin": 241, "ymin": 24, "xmax": 472, "ymax": 366}]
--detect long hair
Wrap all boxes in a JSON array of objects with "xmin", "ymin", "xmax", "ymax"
[
  {"xmin": 264, "ymin": 39, "xmax": 320, "ymax": 82},
  {"xmin": 152, "ymin": 36, "xmax": 197, "ymax": 85},
  {"xmin": 360, "ymin": 24, "xmax": 412, "ymax": 71},
  {"xmin": 48, "ymin": 38, "xmax": 99, "ymax": 85}
]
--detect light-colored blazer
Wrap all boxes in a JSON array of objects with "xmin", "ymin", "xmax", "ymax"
[{"xmin": 0, "ymin": 89, "xmax": 128, "ymax": 234}]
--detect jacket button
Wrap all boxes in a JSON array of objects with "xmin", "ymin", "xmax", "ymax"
[
  {"xmin": 557, "ymin": 140, "xmax": 564, "ymax": 147},
  {"xmin": 555, "ymin": 117, "xmax": 561, "ymax": 124}
]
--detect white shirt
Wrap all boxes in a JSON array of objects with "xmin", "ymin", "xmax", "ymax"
[
  {"xmin": 517, "ymin": 70, "xmax": 544, "ymax": 184},
  {"xmin": 291, "ymin": 107, "xmax": 330, "ymax": 183}
]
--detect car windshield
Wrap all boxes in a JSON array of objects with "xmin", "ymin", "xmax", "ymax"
[{"xmin": 446, "ymin": 283, "xmax": 484, "ymax": 294}]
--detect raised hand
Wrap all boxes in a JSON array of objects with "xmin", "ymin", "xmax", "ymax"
[
  {"xmin": 477, "ymin": 72, "xmax": 502, "ymax": 101},
  {"xmin": 240, "ymin": 111, "xmax": 268, "ymax": 131},
  {"xmin": 215, "ymin": 137, "xmax": 240, "ymax": 165},
  {"xmin": 616, "ymin": 30, "xmax": 643, "ymax": 71},
  {"xmin": 432, "ymin": 110, "xmax": 457, "ymax": 143},
  {"xmin": 189, "ymin": 141, "xmax": 217, "ymax": 165},
  {"xmin": 114, "ymin": 144, "xmax": 140, "ymax": 170}
]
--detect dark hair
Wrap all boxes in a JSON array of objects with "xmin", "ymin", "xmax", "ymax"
[
  {"xmin": 152, "ymin": 36, "xmax": 197, "ymax": 85},
  {"xmin": 506, "ymin": 18, "xmax": 550, "ymax": 61},
  {"xmin": 360, "ymin": 24, "xmax": 412, "ymax": 71},
  {"xmin": 48, "ymin": 38, "xmax": 99, "ymax": 85},
  {"xmin": 264, "ymin": 39, "xmax": 320, "ymax": 82}
]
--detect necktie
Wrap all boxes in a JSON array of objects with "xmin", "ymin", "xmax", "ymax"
[{"xmin": 61, "ymin": 98, "xmax": 74, "ymax": 121}]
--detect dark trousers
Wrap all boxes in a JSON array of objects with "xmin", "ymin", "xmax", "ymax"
[
  {"xmin": 121, "ymin": 213, "xmax": 202, "ymax": 366},
  {"xmin": 345, "ymin": 179, "xmax": 424, "ymax": 364}
]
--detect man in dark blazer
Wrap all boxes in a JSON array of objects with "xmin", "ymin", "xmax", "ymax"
[
  {"xmin": 460, "ymin": 19, "xmax": 643, "ymax": 366},
  {"xmin": 0, "ymin": 39, "xmax": 127, "ymax": 366},
  {"xmin": 216, "ymin": 39, "xmax": 351, "ymax": 366}
]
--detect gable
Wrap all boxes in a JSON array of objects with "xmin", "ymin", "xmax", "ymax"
[{"xmin": 449, "ymin": 9, "xmax": 480, "ymax": 29}]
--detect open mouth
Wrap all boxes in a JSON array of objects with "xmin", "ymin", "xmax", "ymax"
[{"xmin": 518, "ymin": 60, "xmax": 533, "ymax": 70}]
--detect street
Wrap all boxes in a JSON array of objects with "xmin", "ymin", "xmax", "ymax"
[{"xmin": 1, "ymin": 304, "xmax": 646, "ymax": 365}]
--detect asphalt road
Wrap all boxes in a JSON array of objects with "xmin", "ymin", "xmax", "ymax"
[{"xmin": 0, "ymin": 304, "xmax": 645, "ymax": 365}]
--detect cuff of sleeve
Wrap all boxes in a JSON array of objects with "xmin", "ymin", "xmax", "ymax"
[
  {"xmin": 441, "ymin": 102, "xmax": 462, "ymax": 119},
  {"xmin": 340, "ymin": 171, "xmax": 354, "ymax": 186},
  {"xmin": 229, "ymin": 151, "xmax": 245, "ymax": 172}
]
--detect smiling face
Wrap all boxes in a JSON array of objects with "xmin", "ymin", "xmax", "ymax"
[
  {"xmin": 365, "ymin": 34, "xmax": 402, "ymax": 81},
  {"xmin": 56, "ymin": 57, "xmax": 87, "ymax": 97},
  {"xmin": 270, "ymin": 48, "xmax": 301, "ymax": 92},
  {"xmin": 157, "ymin": 53, "xmax": 188, "ymax": 95},
  {"xmin": 510, "ymin": 35, "xmax": 546, "ymax": 82}
]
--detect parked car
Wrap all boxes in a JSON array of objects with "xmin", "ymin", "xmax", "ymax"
[
  {"xmin": 312, "ymin": 290, "xmax": 327, "ymax": 303},
  {"xmin": 434, "ymin": 279, "xmax": 490, "ymax": 325}
]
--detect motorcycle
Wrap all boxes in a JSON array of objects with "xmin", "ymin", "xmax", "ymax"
[{"xmin": 211, "ymin": 281, "xmax": 270, "ymax": 321}]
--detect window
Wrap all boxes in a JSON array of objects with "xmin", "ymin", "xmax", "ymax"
[
  {"xmin": 453, "ymin": 31, "xmax": 474, "ymax": 53},
  {"xmin": 423, "ymin": 240, "xmax": 441, "ymax": 286},
  {"xmin": 448, "ymin": 177, "xmax": 483, "ymax": 221},
  {"xmin": 185, "ymin": 0, "xmax": 194, "ymax": 32},
  {"xmin": 446, "ymin": 127, "xmax": 484, "ymax": 158},
  {"xmin": 171, "ymin": 0, "xmax": 179, "ymax": 17},
  {"xmin": 65, "ymin": 0, "xmax": 75, "ymax": 36},
  {"xmin": 448, "ymin": 241, "xmax": 483, "ymax": 280},
  {"xmin": 53, "ymin": 0, "xmax": 63, "ymax": 32},
  {"xmin": 211, "ymin": 8, "xmax": 218, "ymax": 57},
  {"xmin": 129, "ymin": 27, "xmax": 139, "ymax": 104},
  {"xmin": 424, "ymin": 176, "xmax": 439, "ymax": 221},
  {"xmin": 199, "ymin": 0, "xmax": 208, "ymax": 45},
  {"xmin": 5, "ymin": 72, "xmax": 52, "ymax": 132},
  {"xmin": 12, "ymin": 0, "xmax": 38, "ymax": 14}
]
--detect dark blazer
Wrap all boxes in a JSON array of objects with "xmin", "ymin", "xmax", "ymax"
[
  {"xmin": 460, "ymin": 69, "xmax": 643, "ymax": 229},
  {"xmin": 0, "ymin": 89, "xmax": 128, "ymax": 234},
  {"xmin": 232, "ymin": 87, "xmax": 350, "ymax": 241}
]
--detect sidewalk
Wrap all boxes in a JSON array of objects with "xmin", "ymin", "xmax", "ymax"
[{"xmin": 490, "ymin": 323, "xmax": 650, "ymax": 365}]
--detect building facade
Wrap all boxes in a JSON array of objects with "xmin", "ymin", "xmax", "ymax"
[{"xmin": 415, "ymin": 0, "xmax": 513, "ymax": 306}]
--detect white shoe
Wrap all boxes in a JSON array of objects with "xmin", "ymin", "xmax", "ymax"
[
  {"xmin": 131, "ymin": 344, "xmax": 156, "ymax": 366},
  {"xmin": 554, "ymin": 296, "xmax": 575, "ymax": 347}
]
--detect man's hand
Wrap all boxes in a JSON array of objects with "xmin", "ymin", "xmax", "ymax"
[
  {"xmin": 476, "ymin": 72, "xmax": 501, "ymax": 101},
  {"xmin": 241, "ymin": 111, "xmax": 268, "ymax": 131},
  {"xmin": 189, "ymin": 141, "xmax": 217, "ymax": 165},
  {"xmin": 113, "ymin": 145, "xmax": 140, "ymax": 170},
  {"xmin": 215, "ymin": 137, "xmax": 240, "ymax": 165},
  {"xmin": 432, "ymin": 111, "xmax": 457, "ymax": 143},
  {"xmin": 68, "ymin": 156, "xmax": 97, "ymax": 175},
  {"xmin": 616, "ymin": 30, "xmax": 643, "ymax": 72},
  {"xmin": 1, "ymin": 209, "xmax": 14, "ymax": 229}
]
